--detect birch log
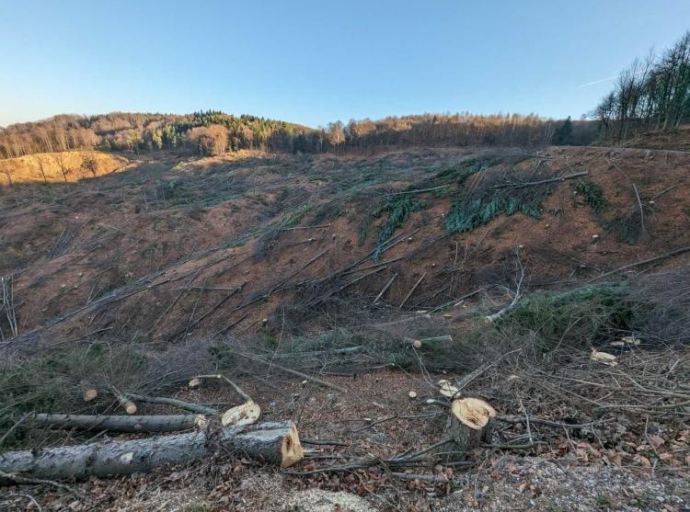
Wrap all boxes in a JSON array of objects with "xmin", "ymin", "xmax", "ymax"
[{"xmin": 0, "ymin": 421, "xmax": 303, "ymax": 482}]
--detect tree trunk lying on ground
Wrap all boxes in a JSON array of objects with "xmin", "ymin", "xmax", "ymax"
[
  {"xmin": 33, "ymin": 413, "xmax": 208, "ymax": 433},
  {"xmin": 442, "ymin": 398, "xmax": 496, "ymax": 460},
  {"xmin": 0, "ymin": 421, "xmax": 303, "ymax": 483}
]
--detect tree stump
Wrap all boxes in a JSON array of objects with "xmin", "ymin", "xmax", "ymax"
[{"xmin": 442, "ymin": 398, "xmax": 496, "ymax": 460}]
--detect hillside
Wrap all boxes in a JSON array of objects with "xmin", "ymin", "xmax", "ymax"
[
  {"xmin": 0, "ymin": 150, "xmax": 129, "ymax": 185},
  {"xmin": 2, "ymin": 143, "xmax": 690, "ymax": 511},
  {"xmin": 3, "ymin": 145, "xmax": 690, "ymax": 340}
]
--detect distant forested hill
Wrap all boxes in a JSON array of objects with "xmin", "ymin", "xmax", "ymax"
[{"xmin": 0, "ymin": 110, "xmax": 596, "ymax": 160}]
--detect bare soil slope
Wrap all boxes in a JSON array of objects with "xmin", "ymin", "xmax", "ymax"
[
  {"xmin": 2, "ymin": 145, "xmax": 690, "ymax": 511},
  {"xmin": 0, "ymin": 150, "xmax": 129, "ymax": 185},
  {"xmin": 2, "ymin": 146, "xmax": 690, "ymax": 346}
]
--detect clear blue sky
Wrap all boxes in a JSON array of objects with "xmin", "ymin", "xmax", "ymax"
[{"xmin": 1, "ymin": 0, "xmax": 689, "ymax": 128}]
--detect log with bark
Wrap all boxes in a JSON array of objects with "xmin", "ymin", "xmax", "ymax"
[
  {"xmin": 123, "ymin": 393, "xmax": 219, "ymax": 416},
  {"xmin": 32, "ymin": 413, "xmax": 208, "ymax": 433},
  {"xmin": 403, "ymin": 334, "xmax": 453, "ymax": 349},
  {"xmin": 441, "ymin": 398, "xmax": 496, "ymax": 460},
  {"xmin": 0, "ymin": 421, "xmax": 303, "ymax": 482}
]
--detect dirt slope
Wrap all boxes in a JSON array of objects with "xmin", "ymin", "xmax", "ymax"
[
  {"xmin": 0, "ymin": 150, "xmax": 129, "ymax": 185},
  {"xmin": 1, "ymin": 145, "xmax": 689, "ymax": 347}
]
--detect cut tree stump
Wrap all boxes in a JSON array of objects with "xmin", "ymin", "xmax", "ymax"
[
  {"xmin": 33, "ymin": 413, "xmax": 207, "ymax": 433},
  {"xmin": 442, "ymin": 398, "xmax": 496, "ymax": 460},
  {"xmin": 0, "ymin": 421, "xmax": 303, "ymax": 482}
]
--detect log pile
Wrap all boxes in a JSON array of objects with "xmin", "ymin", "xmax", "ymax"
[{"xmin": 0, "ymin": 373, "xmax": 304, "ymax": 485}]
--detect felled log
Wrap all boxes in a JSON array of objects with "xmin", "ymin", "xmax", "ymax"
[
  {"xmin": 111, "ymin": 386, "xmax": 137, "ymax": 414},
  {"xmin": 80, "ymin": 381, "xmax": 98, "ymax": 402},
  {"xmin": 403, "ymin": 334, "xmax": 453, "ymax": 349},
  {"xmin": 442, "ymin": 398, "xmax": 496, "ymax": 460},
  {"xmin": 0, "ymin": 421, "xmax": 303, "ymax": 482},
  {"xmin": 33, "ymin": 413, "xmax": 207, "ymax": 433},
  {"xmin": 124, "ymin": 393, "xmax": 219, "ymax": 416}
]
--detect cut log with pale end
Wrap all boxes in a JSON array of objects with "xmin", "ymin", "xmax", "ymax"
[
  {"xmin": 33, "ymin": 413, "xmax": 207, "ymax": 433},
  {"xmin": 221, "ymin": 400, "xmax": 261, "ymax": 426},
  {"xmin": 111, "ymin": 386, "xmax": 137, "ymax": 414},
  {"xmin": 0, "ymin": 421, "xmax": 303, "ymax": 483},
  {"xmin": 124, "ymin": 393, "xmax": 219, "ymax": 416},
  {"xmin": 404, "ymin": 335, "xmax": 453, "ymax": 349},
  {"xmin": 403, "ymin": 337, "xmax": 423, "ymax": 349},
  {"xmin": 442, "ymin": 398, "xmax": 496, "ymax": 460},
  {"xmin": 80, "ymin": 381, "xmax": 98, "ymax": 402}
]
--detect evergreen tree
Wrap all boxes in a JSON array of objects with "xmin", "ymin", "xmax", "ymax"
[{"xmin": 554, "ymin": 116, "xmax": 574, "ymax": 145}]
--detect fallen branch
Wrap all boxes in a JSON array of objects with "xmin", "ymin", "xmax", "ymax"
[
  {"xmin": 632, "ymin": 183, "xmax": 647, "ymax": 237},
  {"xmin": 493, "ymin": 171, "xmax": 588, "ymax": 189},
  {"xmin": 124, "ymin": 393, "xmax": 219, "ymax": 416},
  {"xmin": 484, "ymin": 251, "xmax": 524, "ymax": 323},
  {"xmin": 281, "ymin": 224, "xmax": 331, "ymax": 231},
  {"xmin": 587, "ymin": 247, "xmax": 690, "ymax": 282},
  {"xmin": 399, "ymin": 272, "xmax": 427, "ymax": 309},
  {"xmin": 386, "ymin": 185, "xmax": 448, "ymax": 196},
  {"xmin": 188, "ymin": 374, "xmax": 252, "ymax": 402},
  {"xmin": 373, "ymin": 273, "xmax": 398, "ymax": 305},
  {"xmin": 1, "ymin": 421, "xmax": 303, "ymax": 482},
  {"xmin": 235, "ymin": 353, "xmax": 347, "ymax": 393}
]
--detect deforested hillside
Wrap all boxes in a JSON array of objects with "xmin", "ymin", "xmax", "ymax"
[
  {"xmin": 2, "ymin": 143, "xmax": 690, "ymax": 343},
  {"xmin": 2, "ymin": 140, "xmax": 690, "ymax": 511}
]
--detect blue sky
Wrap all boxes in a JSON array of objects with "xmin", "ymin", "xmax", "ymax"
[{"xmin": 1, "ymin": 0, "xmax": 688, "ymax": 128}]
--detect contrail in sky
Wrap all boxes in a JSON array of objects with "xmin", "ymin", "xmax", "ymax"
[{"xmin": 577, "ymin": 76, "xmax": 618, "ymax": 88}]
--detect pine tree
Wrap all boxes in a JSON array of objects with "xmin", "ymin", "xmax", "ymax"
[{"xmin": 554, "ymin": 117, "xmax": 574, "ymax": 145}]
